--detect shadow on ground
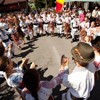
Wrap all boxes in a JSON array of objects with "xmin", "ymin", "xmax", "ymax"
[
  {"xmin": 38, "ymin": 68, "xmax": 100, "ymax": 100},
  {"xmin": 0, "ymin": 66, "xmax": 100, "ymax": 100}
]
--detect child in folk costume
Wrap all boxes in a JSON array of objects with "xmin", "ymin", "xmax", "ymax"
[{"xmin": 61, "ymin": 42, "xmax": 100, "ymax": 100}]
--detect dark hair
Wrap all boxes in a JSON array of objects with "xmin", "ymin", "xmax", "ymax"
[
  {"xmin": 73, "ymin": 57, "xmax": 89, "ymax": 67},
  {"xmin": 17, "ymin": 26, "xmax": 25, "ymax": 38},
  {"xmin": 77, "ymin": 61, "xmax": 89, "ymax": 67},
  {"xmin": 91, "ymin": 36, "xmax": 100, "ymax": 53},
  {"xmin": 0, "ymin": 56, "xmax": 9, "ymax": 71},
  {"xmin": 0, "ymin": 43, "xmax": 5, "ymax": 57},
  {"xmin": 23, "ymin": 69, "xmax": 40, "ymax": 100}
]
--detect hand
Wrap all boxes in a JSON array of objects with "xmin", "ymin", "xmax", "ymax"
[
  {"xmin": 60, "ymin": 57, "xmax": 69, "ymax": 71},
  {"xmin": 60, "ymin": 55, "xmax": 69, "ymax": 70},
  {"xmin": 65, "ymin": 58, "xmax": 69, "ymax": 67}
]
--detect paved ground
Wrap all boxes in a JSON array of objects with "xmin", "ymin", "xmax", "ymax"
[
  {"xmin": 1, "ymin": 35, "xmax": 100, "ymax": 100},
  {"xmin": 12, "ymin": 35, "xmax": 77, "ymax": 99}
]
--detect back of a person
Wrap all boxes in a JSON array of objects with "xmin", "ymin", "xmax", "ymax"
[{"xmin": 68, "ymin": 63, "xmax": 96, "ymax": 99}]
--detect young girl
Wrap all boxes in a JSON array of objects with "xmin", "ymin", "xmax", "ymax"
[{"xmin": 22, "ymin": 55, "xmax": 69, "ymax": 100}]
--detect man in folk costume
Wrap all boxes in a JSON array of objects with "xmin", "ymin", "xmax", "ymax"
[
  {"xmin": 43, "ymin": 13, "xmax": 49, "ymax": 36},
  {"xmin": 70, "ymin": 15, "xmax": 79, "ymax": 43},
  {"xmin": 33, "ymin": 17, "xmax": 39, "ymax": 37},
  {"xmin": 0, "ymin": 28, "xmax": 14, "ymax": 58},
  {"xmin": 56, "ymin": 17, "xmax": 63, "ymax": 37}
]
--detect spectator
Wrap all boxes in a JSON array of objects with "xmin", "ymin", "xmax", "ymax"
[
  {"xmin": 92, "ymin": 7, "xmax": 98, "ymax": 22},
  {"xmin": 91, "ymin": 36, "xmax": 100, "ymax": 81},
  {"xmin": 79, "ymin": 9, "xmax": 85, "ymax": 22},
  {"xmin": 86, "ymin": 10, "xmax": 92, "ymax": 19}
]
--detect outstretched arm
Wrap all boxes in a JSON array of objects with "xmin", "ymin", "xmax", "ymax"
[{"xmin": 42, "ymin": 58, "xmax": 69, "ymax": 89}]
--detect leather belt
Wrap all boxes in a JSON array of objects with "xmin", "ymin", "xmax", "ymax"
[
  {"xmin": 44, "ymin": 22, "xmax": 49, "ymax": 24},
  {"xmin": 57, "ymin": 23, "xmax": 62, "ymax": 25},
  {"xmin": 73, "ymin": 27, "xmax": 78, "ymax": 29},
  {"xmin": 3, "ymin": 39, "xmax": 9, "ymax": 42},
  {"xmin": 34, "ymin": 23, "xmax": 38, "ymax": 25}
]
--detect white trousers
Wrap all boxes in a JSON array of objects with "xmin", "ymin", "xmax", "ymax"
[
  {"xmin": 71, "ymin": 28, "xmax": 78, "ymax": 39},
  {"xmin": 57, "ymin": 25, "xmax": 63, "ymax": 34},
  {"xmin": 43, "ymin": 24, "xmax": 48, "ymax": 33}
]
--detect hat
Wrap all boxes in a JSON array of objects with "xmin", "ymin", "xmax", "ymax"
[{"xmin": 71, "ymin": 42, "xmax": 95, "ymax": 63}]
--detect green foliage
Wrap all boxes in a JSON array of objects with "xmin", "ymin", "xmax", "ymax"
[
  {"xmin": 35, "ymin": 0, "xmax": 45, "ymax": 9},
  {"xmin": 28, "ymin": 3, "xmax": 36, "ymax": 10},
  {"xmin": 47, "ymin": 0, "xmax": 56, "ymax": 7},
  {"xmin": 29, "ymin": 0, "xmax": 56, "ymax": 10}
]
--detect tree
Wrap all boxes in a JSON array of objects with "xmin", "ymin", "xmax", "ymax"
[
  {"xmin": 30, "ymin": 0, "xmax": 56, "ymax": 10},
  {"xmin": 34, "ymin": 0, "xmax": 45, "ymax": 9},
  {"xmin": 47, "ymin": 0, "xmax": 56, "ymax": 7}
]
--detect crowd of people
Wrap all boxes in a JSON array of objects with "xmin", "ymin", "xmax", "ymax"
[{"xmin": 0, "ymin": 5, "xmax": 100, "ymax": 100}]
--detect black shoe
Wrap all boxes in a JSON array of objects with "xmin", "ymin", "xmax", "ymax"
[
  {"xmin": 46, "ymin": 31, "xmax": 49, "ymax": 36},
  {"xmin": 71, "ymin": 39, "xmax": 75, "ymax": 43},
  {"xmin": 26, "ymin": 36, "xmax": 30, "ymax": 40}
]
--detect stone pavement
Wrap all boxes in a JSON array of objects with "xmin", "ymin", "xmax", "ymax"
[
  {"xmin": 13, "ymin": 35, "xmax": 100, "ymax": 100},
  {"xmin": 0, "ymin": 35, "xmax": 100, "ymax": 100}
]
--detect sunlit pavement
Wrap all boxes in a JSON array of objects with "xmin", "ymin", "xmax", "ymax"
[{"xmin": 12, "ymin": 35, "xmax": 100, "ymax": 100}]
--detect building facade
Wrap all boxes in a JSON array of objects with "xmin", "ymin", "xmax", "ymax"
[{"xmin": 0, "ymin": 0, "xmax": 27, "ymax": 13}]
